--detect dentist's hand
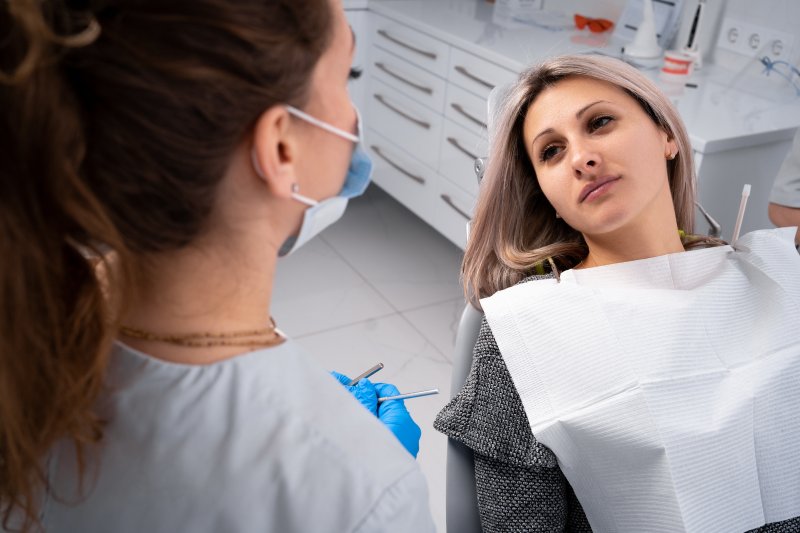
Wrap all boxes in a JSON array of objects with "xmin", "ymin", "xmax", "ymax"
[
  {"xmin": 330, "ymin": 371, "xmax": 377, "ymax": 415},
  {"xmin": 375, "ymin": 382, "xmax": 421, "ymax": 458},
  {"xmin": 331, "ymin": 372, "xmax": 422, "ymax": 458}
]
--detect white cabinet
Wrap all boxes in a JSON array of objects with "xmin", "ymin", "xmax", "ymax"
[
  {"xmin": 439, "ymin": 120, "xmax": 485, "ymax": 198},
  {"xmin": 371, "ymin": 46, "xmax": 447, "ymax": 114},
  {"xmin": 367, "ymin": 128, "xmax": 438, "ymax": 228},
  {"xmin": 365, "ymin": 11, "xmax": 517, "ymax": 249},
  {"xmin": 370, "ymin": 17, "xmax": 450, "ymax": 75},
  {"xmin": 447, "ymin": 46, "xmax": 518, "ymax": 102}
]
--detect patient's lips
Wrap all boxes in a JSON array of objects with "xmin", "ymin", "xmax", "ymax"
[{"xmin": 580, "ymin": 175, "xmax": 621, "ymax": 203}]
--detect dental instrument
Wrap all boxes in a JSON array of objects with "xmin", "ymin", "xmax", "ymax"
[
  {"xmin": 682, "ymin": 0, "xmax": 706, "ymax": 69},
  {"xmin": 346, "ymin": 363, "xmax": 384, "ymax": 386},
  {"xmin": 378, "ymin": 389, "xmax": 440, "ymax": 403},
  {"xmin": 731, "ymin": 184, "xmax": 751, "ymax": 244},
  {"xmin": 695, "ymin": 201, "xmax": 721, "ymax": 238}
]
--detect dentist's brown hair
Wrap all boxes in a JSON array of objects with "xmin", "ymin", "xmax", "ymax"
[{"xmin": 0, "ymin": 0, "xmax": 332, "ymax": 529}]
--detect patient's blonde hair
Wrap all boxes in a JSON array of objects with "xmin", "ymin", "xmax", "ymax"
[{"xmin": 464, "ymin": 54, "xmax": 721, "ymax": 308}]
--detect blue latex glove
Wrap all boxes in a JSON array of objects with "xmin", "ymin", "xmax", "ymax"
[
  {"xmin": 374, "ymin": 382, "xmax": 422, "ymax": 458},
  {"xmin": 330, "ymin": 371, "xmax": 378, "ymax": 415}
]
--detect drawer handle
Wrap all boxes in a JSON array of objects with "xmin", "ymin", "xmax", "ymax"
[
  {"xmin": 374, "ymin": 94, "xmax": 431, "ymax": 130},
  {"xmin": 454, "ymin": 65, "xmax": 494, "ymax": 90},
  {"xmin": 377, "ymin": 29, "xmax": 437, "ymax": 60},
  {"xmin": 450, "ymin": 103, "xmax": 487, "ymax": 129},
  {"xmin": 447, "ymin": 136, "xmax": 479, "ymax": 161},
  {"xmin": 371, "ymin": 145, "xmax": 426, "ymax": 185},
  {"xmin": 441, "ymin": 194, "xmax": 471, "ymax": 221},
  {"xmin": 375, "ymin": 62, "xmax": 434, "ymax": 95}
]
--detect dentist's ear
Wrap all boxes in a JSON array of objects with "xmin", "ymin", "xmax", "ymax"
[{"xmin": 252, "ymin": 106, "xmax": 297, "ymax": 199}]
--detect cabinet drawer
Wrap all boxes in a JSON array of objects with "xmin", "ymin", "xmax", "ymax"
[
  {"xmin": 434, "ymin": 175, "xmax": 477, "ymax": 250},
  {"xmin": 448, "ymin": 46, "xmax": 518, "ymax": 100},
  {"xmin": 367, "ymin": 129, "xmax": 436, "ymax": 227},
  {"xmin": 445, "ymin": 83, "xmax": 488, "ymax": 136},
  {"xmin": 367, "ymin": 77, "xmax": 442, "ymax": 170},
  {"xmin": 439, "ymin": 120, "xmax": 487, "ymax": 198},
  {"xmin": 370, "ymin": 46, "xmax": 446, "ymax": 114},
  {"xmin": 370, "ymin": 13, "xmax": 450, "ymax": 75}
]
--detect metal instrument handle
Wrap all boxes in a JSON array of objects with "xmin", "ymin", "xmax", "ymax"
[
  {"xmin": 377, "ymin": 29, "xmax": 437, "ymax": 60},
  {"xmin": 374, "ymin": 94, "xmax": 431, "ymax": 130}
]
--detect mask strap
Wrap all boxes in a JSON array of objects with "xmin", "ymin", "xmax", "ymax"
[
  {"xmin": 286, "ymin": 106, "xmax": 359, "ymax": 143},
  {"xmin": 291, "ymin": 184, "xmax": 318, "ymax": 207}
]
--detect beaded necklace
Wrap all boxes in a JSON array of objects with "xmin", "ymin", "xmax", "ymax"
[{"xmin": 119, "ymin": 317, "xmax": 282, "ymax": 348}]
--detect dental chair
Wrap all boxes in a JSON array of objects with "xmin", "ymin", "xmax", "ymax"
[
  {"xmin": 444, "ymin": 84, "xmax": 724, "ymax": 533},
  {"xmin": 444, "ymin": 84, "xmax": 510, "ymax": 533}
]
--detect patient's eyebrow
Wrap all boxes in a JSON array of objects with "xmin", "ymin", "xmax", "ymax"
[
  {"xmin": 531, "ymin": 128, "xmax": 554, "ymax": 147},
  {"xmin": 576, "ymin": 100, "xmax": 609, "ymax": 119},
  {"xmin": 531, "ymin": 100, "xmax": 612, "ymax": 147}
]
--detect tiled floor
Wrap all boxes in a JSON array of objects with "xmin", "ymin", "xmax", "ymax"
[{"xmin": 273, "ymin": 184, "xmax": 466, "ymax": 532}]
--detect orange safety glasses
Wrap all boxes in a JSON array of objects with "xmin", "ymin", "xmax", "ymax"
[{"xmin": 574, "ymin": 14, "xmax": 614, "ymax": 33}]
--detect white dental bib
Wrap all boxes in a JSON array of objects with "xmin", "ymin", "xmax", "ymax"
[{"xmin": 481, "ymin": 228, "xmax": 800, "ymax": 533}]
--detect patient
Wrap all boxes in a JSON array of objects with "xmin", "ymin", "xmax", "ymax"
[{"xmin": 435, "ymin": 54, "xmax": 800, "ymax": 532}]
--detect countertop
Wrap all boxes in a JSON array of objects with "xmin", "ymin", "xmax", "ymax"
[{"xmin": 369, "ymin": 0, "xmax": 800, "ymax": 154}]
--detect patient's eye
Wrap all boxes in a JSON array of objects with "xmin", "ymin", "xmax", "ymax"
[
  {"xmin": 589, "ymin": 115, "xmax": 613, "ymax": 132},
  {"xmin": 540, "ymin": 143, "xmax": 561, "ymax": 162}
]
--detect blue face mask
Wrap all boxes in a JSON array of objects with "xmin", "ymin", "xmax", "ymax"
[{"xmin": 277, "ymin": 105, "xmax": 373, "ymax": 256}]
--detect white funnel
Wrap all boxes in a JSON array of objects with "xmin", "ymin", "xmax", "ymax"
[{"xmin": 624, "ymin": 0, "xmax": 662, "ymax": 59}]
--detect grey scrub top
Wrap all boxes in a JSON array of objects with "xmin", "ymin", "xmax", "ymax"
[{"xmin": 35, "ymin": 340, "xmax": 435, "ymax": 532}]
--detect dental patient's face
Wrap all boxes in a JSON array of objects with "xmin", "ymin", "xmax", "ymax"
[{"xmin": 523, "ymin": 76, "xmax": 676, "ymax": 238}]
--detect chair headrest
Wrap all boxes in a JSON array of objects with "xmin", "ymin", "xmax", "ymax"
[{"xmin": 486, "ymin": 83, "xmax": 514, "ymax": 142}]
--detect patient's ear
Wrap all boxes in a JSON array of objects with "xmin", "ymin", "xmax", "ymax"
[
  {"xmin": 665, "ymin": 136, "xmax": 678, "ymax": 160},
  {"xmin": 252, "ymin": 106, "xmax": 297, "ymax": 199}
]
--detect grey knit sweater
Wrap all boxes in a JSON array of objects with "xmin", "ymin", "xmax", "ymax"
[{"xmin": 434, "ymin": 278, "xmax": 800, "ymax": 533}]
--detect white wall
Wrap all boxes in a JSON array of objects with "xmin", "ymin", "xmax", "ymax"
[{"xmin": 675, "ymin": 0, "xmax": 800, "ymax": 70}]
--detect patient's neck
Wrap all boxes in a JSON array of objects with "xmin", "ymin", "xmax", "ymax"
[{"xmin": 578, "ymin": 193, "xmax": 685, "ymax": 269}]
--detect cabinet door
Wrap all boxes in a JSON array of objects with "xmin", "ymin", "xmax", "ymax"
[
  {"xmin": 370, "ymin": 46, "xmax": 447, "ymax": 114},
  {"xmin": 434, "ymin": 174, "xmax": 477, "ymax": 250},
  {"xmin": 367, "ymin": 77, "xmax": 443, "ymax": 171},
  {"xmin": 371, "ymin": 12, "xmax": 450, "ymax": 75},
  {"xmin": 367, "ymin": 128, "xmax": 437, "ymax": 228},
  {"xmin": 439, "ymin": 120, "xmax": 487, "ymax": 198},
  {"xmin": 448, "ymin": 46, "xmax": 518, "ymax": 100},
  {"xmin": 445, "ymin": 83, "xmax": 489, "ymax": 135}
]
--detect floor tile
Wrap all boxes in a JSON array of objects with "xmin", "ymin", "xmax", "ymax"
[
  {"xmin": 387, "ymin": 354, "xmax": 453, "ymax": 533},
  {"xmin": 295, "ymin": 313, "xmax": 448, "ymax": 376},
  {"xmin": 272, "ymin": 237, "xmax": 395, "ymax": 337},
  {"xmin": 402, "ymin": 298, "xmax": 468, "ymax": 363},
  {"xmin": 322, "ymin": 185, "xmax": 465, "ymax": 312}
]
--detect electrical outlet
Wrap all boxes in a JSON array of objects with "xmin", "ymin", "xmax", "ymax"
[{"xmin": 716, "ymin": 17, "xmax": 795, "ymax": 59}]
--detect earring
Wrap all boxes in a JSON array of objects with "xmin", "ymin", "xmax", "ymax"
[
  {"xmin": 667, "ymin": 151, "xmax": 677, "ymax": 160},
  {"xmin": 291, "ymin": 183, "xmax": 300, "ymax": 193},
  {"xmin": 555, "ymin": 212, "xmax": 562, "ymax": 219}
]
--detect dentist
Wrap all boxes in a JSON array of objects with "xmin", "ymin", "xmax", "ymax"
[{"xmin": 0, "ymin": 0, "xmax": 434, "ymax": 532}]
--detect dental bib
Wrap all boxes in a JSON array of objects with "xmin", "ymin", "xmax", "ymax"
[{"xmin": 481, "ymin": 228, "xmax": 800, "ymax": 533}]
